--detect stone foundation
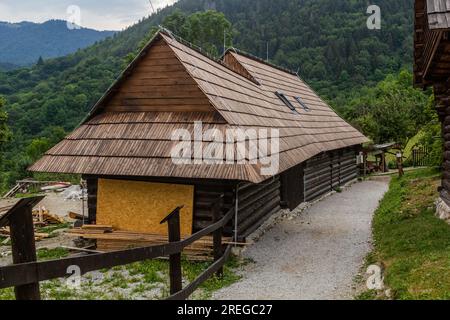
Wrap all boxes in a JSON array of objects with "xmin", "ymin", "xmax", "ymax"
[{"xmin": 435, "ymin": 197, "xmax": 450, "ymax": 224}]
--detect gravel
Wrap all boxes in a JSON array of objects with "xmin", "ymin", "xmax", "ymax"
[{"xmin": 213, "ymin": 178, "xmax": 389, "ymax": 300}]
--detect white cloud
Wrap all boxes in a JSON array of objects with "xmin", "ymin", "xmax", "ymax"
[{"xmin": 0, "ymin": 0, "xmax": 178, "ymax": 30}]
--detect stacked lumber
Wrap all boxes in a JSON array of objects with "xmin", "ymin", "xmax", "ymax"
[
  {"xmin": 0, "ymin": 207, "xmax": 68, "ymax": 244},
  {"xmin": 32, "ymin": 208, "xmax": 65, "ymax": 225},
  {"xmin": 67, "ymin": 226, "xmax": 232, "ymax": 261},
  {"xmin": 0, "ymin": 226, "xmax": 49, "ymax": 242}
]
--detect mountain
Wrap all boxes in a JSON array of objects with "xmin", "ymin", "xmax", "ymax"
[
  {"xmin": 0, "ymin": 62, "xmax": 19, "ymax": 72},
  {"xmin": 0, "ymin": 20, "xmax": 115, "ymax": 67},
  {"xmin": 0, "ymin": 0, "xmax": 414, "ymax": 191}
]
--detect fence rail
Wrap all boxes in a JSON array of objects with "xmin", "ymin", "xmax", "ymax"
[
  {"xmin": 409, "ymin": 145, "xmax": 431, "ymax": 167},
  {"xmin": 0, "ymin": 195, "xmax": 233, "ymax": 300}
]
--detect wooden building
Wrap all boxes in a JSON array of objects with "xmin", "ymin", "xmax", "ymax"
[
  {"xmin": 30, "ymin": 30, "xmax": 367, "ymax": 242},
  {"xmin": 414, "ymin": 0, "xmax": 450, "ymax": 216}
]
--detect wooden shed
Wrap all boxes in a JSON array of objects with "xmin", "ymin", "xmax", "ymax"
[
  {"xmin": 30, "ymin": 30, "xmax": 367, "ymax": 242},
  {"xmin": 414, "ymin": 0, "xmax": 450, "ymax": 209}
]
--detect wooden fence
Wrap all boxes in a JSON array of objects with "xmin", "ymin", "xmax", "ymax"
[
  {"xmin": 0, "ymin": 195, "xmax": 233, "ymax": 300},
  {"xmin": 409, "ymin": 145, "xmax": 431, "ymax": 167}
]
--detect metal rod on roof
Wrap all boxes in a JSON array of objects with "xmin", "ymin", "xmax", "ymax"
[
  {"xmin": 148, "ymin": 0, "xmax": 155, "ymax": 14},
  {"xmin": 223, "ymin": 29, "xmax": 226, "ymax": 56}
]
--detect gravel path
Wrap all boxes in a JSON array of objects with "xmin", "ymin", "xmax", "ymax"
[{"xmin": 214, "ymin": 178, "xmax": 389, "ymax": 300}]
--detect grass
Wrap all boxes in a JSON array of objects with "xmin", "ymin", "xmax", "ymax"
[
  {"xmin": 36, "ymin": 222, "xmax": 71, "ymax": 235},
  {"xmin": 358, "ymin": 167, "xmax": 450, "ymax": 299},
  {"xmin": 36, "ymin": 247, "xmax": 69, "ymax": 261},
  {"xmin": 0, "ymin": 252, "xmax": 244, "ymax": 300}
]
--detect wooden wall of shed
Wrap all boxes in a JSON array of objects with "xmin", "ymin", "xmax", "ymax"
[
  {"xmin": 103, "ymin": 38, "xmax": 213, "ymax": 113},
  {"xmin": 304, "ymin": 147, "xmax": 358, "ymax": 202},
  {"xmin": 193, "ymin": 177, "xmax": 281, "ymax": 241},
  {"xmin": 193, "ymin": 184, "xmax": 234, "ymax": 234},
  {"xmin": 439, "ymin": 104, "xmax": 450, "ymax": 205},
  {"xmin": 280, "ymin": 164, "xmax": 304, "ymax": 210},
  {"xmin": 85, "ymin": 177, "xmax": 98, "ymax": 224},
  {"xmin": 83, "ymin": 146, "xmax": 357, "ymax": 241},
  {"xmin": 236, "ymin": 177, "xmax": 281, "ymax": 241}
]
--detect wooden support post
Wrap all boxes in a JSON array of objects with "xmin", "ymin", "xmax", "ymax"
[
  {"xmin": 211, "ymin": 198, "xmax": 223, "ymax": 278},
  {"xmin": 9, "ymin": 203, "xmax": 41, "ymax": 300},
  {"xmin": 160, "ymin": 206, "xmax": 183, "ymax": 296},
  {"xmin": 396, "ymin": 151, "xmax": 404, "ymax": 178}
]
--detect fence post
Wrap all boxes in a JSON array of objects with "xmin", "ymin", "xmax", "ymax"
[
  {"xmin": 160, "ymin": 206, "xmax": 183, "ymax": 296},
  {"xmin": 9, "ymin": 203, "xmax": 41, "ymax": 300},
  {"xmin": 211, "ymin": 197, "xmax": 224, "ymax": 277}
]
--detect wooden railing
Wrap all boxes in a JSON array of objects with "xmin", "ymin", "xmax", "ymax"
[{"xmin": 0, "ymin": 195, "xmax": 234, "ymax": 300}]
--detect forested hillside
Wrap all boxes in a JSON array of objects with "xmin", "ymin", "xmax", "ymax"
[
  {"xmin": 0, "ymin": 0, "xmax": 417, "ymax": 191},
  {"xmin": 0, "ymin": 20, "xmax": 115, "ymax": 67}
]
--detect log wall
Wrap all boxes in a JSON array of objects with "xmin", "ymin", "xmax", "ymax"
[
  {"xmin": 236, "ymin": 177, "xmax": 281, "ymax": 240},
  {"xmin": 304, "ymin": 148, "xmax": 357, "ymax": 202},
  {"xmin": 84, "ymin": 146, "xmax": 357, "ymax": 242},
  {"xmin": 280, "ymin": 164, "xmax": 304, "ymax": 210},
  {"xmin": 85, "ymin": 177, "xmax": 98, "ymax": 224}
]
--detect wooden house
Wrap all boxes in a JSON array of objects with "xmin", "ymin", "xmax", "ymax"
[
  {"xmin": 30, "ymin": 30, "xmax": 367, "ymax": 242},
  {"xmin": 414, "ymin": 0, "xmax": 450, "ymax": 217}
]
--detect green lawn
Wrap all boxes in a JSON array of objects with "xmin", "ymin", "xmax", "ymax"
[
  {"xmin": 361, "ymin": 168, "xmax": 450, "ymax": 299},
  {"xmin": 0, "ymin": 250, "xmax": 243, "ymax": 300}
]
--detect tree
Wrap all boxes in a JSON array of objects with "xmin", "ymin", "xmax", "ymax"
[
  {"xmin": 37, "ymin": 56, "xmax": 44, "ymax": 66},
  {"xmin": 345, "ymin": 71, "xmax": 431, "ymax": 145},
  {"xmin": 162, "ymin": 10, "xmax": 234, "ymax": 58},
  {"xmin": 0, "ymin": 96, "xmax": 11, "ymax": 145}
]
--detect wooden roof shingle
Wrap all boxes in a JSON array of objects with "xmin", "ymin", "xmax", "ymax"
[{"xmin": 30, "ymin": 31, "xmax": 367, "ymax": 183}]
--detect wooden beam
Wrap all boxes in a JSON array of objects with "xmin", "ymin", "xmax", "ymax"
[
  {"xmin": 160, "ymin": 206, "xmax": 183, "ymax": 295},
  {"xmin": 9, "ymin": 200, "xmax": 41, "ymax": 300}
]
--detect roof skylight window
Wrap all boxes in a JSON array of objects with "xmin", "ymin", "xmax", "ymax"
[
  {"xmin": 275, "ymin": 91, "xmax": 299, "ymax": 114},
  {"xmin": 294, "ymin": 96, "xmax": 310, "ymax": 111}
]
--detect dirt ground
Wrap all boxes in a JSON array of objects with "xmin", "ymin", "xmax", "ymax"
[{"xmin": 37, "ymin": 191, "xmax": 86, "ymax": 219}]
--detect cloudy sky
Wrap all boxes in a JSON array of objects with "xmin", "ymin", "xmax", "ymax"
[{"xmin": 0, "ymin": 0, "xmax": 178, "ymax": 30}]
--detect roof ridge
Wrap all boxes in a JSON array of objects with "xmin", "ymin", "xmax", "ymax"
[
  {"xmin": 158, "ymin": 28, "xmax": 263, "ymax": 85},
  {"xmin": 222, "ymin": 47, "xmax": 299, "ymax": 77}
]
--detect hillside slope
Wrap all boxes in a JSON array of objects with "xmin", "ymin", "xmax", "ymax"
[
  {"xmin": 0, "ymin": 0, "xmax": 414, "ymax": 190},
  {"xmin": 0, "ymin": 20, "xmax": 115, "ymax": 66}
]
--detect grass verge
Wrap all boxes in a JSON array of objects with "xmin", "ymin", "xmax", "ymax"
[
  {"xmin": 0, "ymin": 250, "xmax": 243, "ymax": 300},
  {"xmin": 358, "ymin": 167, "xmax": 450, "ymax": 299}
]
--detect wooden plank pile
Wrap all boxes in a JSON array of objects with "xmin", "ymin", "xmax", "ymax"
[
  {"xmin": 0, "ymin": 207, "xmax": 66, "ymax": 244},
  {"xmin": 0, "ymin": 226, "xmax": 50, "ymax": 243},
  {"xmin": 67, "ymin": 225, "xmax": 232, "ymax": 261},
  {"xmin": 32, "ymin": 207, "xmax": 65, "ymax": 225}
]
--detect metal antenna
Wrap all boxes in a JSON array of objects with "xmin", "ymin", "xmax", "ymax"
[
  {"xmin": 148, "ymin": 0, "xmax": 155, "ymax": 14},
  {"xmin": 266, "ymin": 42, "xmax": 269, "ymax": 62},
  {"xmin": 223, "ymin": 29, "xmax": 226, "ymax": 55}
]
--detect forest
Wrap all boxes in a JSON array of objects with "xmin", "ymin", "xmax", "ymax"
[{"xmin": 0, "ymin": 0, "xmax": 438, "ymax": 193}]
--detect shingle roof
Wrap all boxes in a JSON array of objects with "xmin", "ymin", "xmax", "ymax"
[
  {"xmin": 30, "ymin": 31, "xmax": 367, "ymax": 183},
  {"xmin": 427, "ymin": 0, "xmax": 450, "ymax": 29}
]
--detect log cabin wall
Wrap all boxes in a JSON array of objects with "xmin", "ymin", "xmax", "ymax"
[
  {"xmin": 193, "ymin": 184, "xmax": 234, "ymax": 234},
  {"xmin": 190, "ymin": 177, "xmax": 282, "ymax": 242},
  {"xmin": 83, "ymin": 146, "xmax": 357, "ymax": 241},
  {"xmin": 236, "ymin": 176, "xmax": 281, "ymax": 241},
  {"xmin": 83, "ymin": 175, "xmax": 236, "ymax": 234},
  {"xmin": 280, "ymin": 164, "xmax": 304, "ymax": 210},
  {"xmin": 85, "ymin": 177, "xmax": 98, "ymax": 224},
  {"xmin": 83, "ymin": 174, "xmax": 281, "ymax": 242},
  {"xmin": 304, "ymin": 147, "xmax": 358, "ymax": 202},
  {"xmin": 435, "ymin": 86, "xmax": 450, "ymax": 205},
  {"xmin": 413, "ymin": 1, "xmax": 450, "ymax": 208}
]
